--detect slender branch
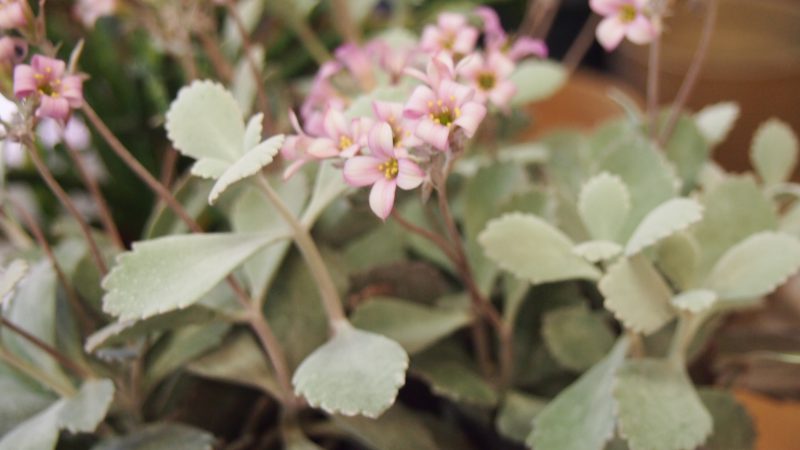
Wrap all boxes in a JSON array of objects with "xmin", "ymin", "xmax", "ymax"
[
  {"xmin": 330, "ymin": 0, "xmax": 361, "ymax": 43},
  {"xmin": 288, "ymin": 18, "xmax": 333, "ymax": 66},
  {"xmin": 390, "ymin": 210, "xmax": 459, "ymax": 263},
  {"xmin": 159, "ymin": 147, "xmax": 179, "ymax": 189},
  {"xmin": 563, "ymin": 14, "xmax": 600, "ymax": 73},
  {"xmin": 0, "ymin": 316, "xmax": 92, "ymax": 378},
  {"xmin": 25, "ymin": 138, "xmax": 108, "ymax": 275},
  {"xmin": 658, "ymin": 0, "xmax": 719, "ymax": 145},
  {"xmin": 256, "ymin": 175, "xmax": 346, "ymax": 325},
  {"xmin": 65, "ymin": 144, "xmax": 125, "ymax": 249},
  {"xmin": 0, "ymin": 346, "xmax": 76, "ymax": 397},
  {"xmin": 667, "ymin": 313, "xmax": 704, "ymax": 368},
  {"xmin": 197, "ymin": 32, "xmax": 234, "ymax": 83},
  {"xmin": 647, "ymin": 32, "xmax": 662, "ymax": 140}
]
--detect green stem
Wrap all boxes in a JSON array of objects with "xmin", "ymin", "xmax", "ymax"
[
  {"xmin": 256, "ymin": 175, "xmax": 346, "ymax": 327},
  {"xmin": 0, "ymin": 346, "xmax": 77, "ymax": 397},
  {"xmin": 288, "ymin": 19, "xmax": 333, "ymax": 66},
  {"xmin": 667, "ymin": 313, "xmax": 704, "ymax": 368}
]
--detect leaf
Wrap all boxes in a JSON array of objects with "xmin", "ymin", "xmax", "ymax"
[
  {"xmin": 578, "ymin": 172, "xmax": 631, "ymax": 241},
  {"xmin": 333, "ymin": 405, "xmax": 439, "ymax": 450},
  {"xmin": 102, "ymin": 232, "xmax": 287, "ymax": 321},
  {"xmin": 655, "ymin": 232, "xmax": 700, "ymax": 290},
  {"xmin": 0, "ymin": 259, "xmax": 27, "ymax": 300},
  {"xmin": 0, "ymin": 366, "xmax": 55, "ymax": 436},
  {"xmin": 614, "ymin": 360, "xmax": 712, "ymax": 450},
  {"xmin": 698, "ymin": 389, "xmax": 756, "ymax": 450},
  {"xmin": 693, "ymin": 176, "xmax": 777, "ymax": 275},
  {"xmin": 208, "ymin": 134, "xmax": 285, "ymax": 204},
  {"xmin": 463, "ymin": 162, "xmax": 528, "ymax": 238},
  {"xmin": 528, "ymin": 338, "xmax": 629, "ymax": 450},
  {"xmin": 694, "ymin": 102, "xmax": 740, "ymax": 147},
  {"xmin": 478, "ymin": 213, "xmax": 601, "ymax": 285},
  {"xmin": 542, "ymin": 305, "xmax": 616, "ymax": 371},
  {"xmin": 751, "ymin": 118, "xmax": 799, "ymax": 186},
  {"xmin": 509, "ymin": 60, "xmax": 566, "ymax": 106},
  {"xmin": 0, "ymin": 379, "xmax": 114, "ymax": 450},
  {"xmin": 625, "ymin": 198, "xmax": 703, "ymax": 256},
  {"xmin": 662, "ymin": 114, "xmax": 710, "ymax": 191},
  {"xmin": 292, "ymin": 325, "xmax": 408, "ymax": 418},
  {"xmin": 190, "ymin": 158, "xmax": 229, "ymax": 179},
  {"xmin": 599, "ymin": 255, "xmax": 675, "ymax": 335},
  {"xmin": 188, "ymin": 331, "xmax": 280, "ymax": 398},
  {"xmin": 412, "ymin": 350, "xmax": 497, "ymax": 407},
  {"xmin": 495, "ymin": 391, "xmax": 547, "ymax": 443},
  {"xmin": 301, "ymin": 161, "xmax": 349, "ymax": 228},
  {"xmin": 91, "ymin": 423, "xmax": 215, "ymax": 450},
  {"xmin": 670, "ymin": 289, "xmax": 718, "ymax": 314},
  {"xmin": 703, "ymin": 232, "xmax": 800, "ymax": 302},
  {"xmin": 165, "ymin": 80, "xmax": 245, "ymax": 162},
  {"xmin": 350, "ymin": 297, "xmax": 471, "ymax": 355},
  {"xmin": 573, "ymin": 240, "xmax": 622, "ymax": 263}
]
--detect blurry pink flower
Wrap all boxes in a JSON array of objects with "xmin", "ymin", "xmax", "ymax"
[
  {"xmin": 420, "ymin": 13, "xmax": 478, "ymax": 57},
  {"xmin": 281, "ymin": 110, "xmax": 321, "ymax": 179},
  {"xmin": 0, "ymin": 35, "xmax": 25, "ymax": 67},
  {"xmin": 301, "ymin": 61, "xmax": 345, "ymax": 137},
  {"xmin": 404, "ymin": 78, "xmax": 486, "ymax": 151},
  {"xmin": 369, "ymin": 38, "xmax": 420, "ymax": 84},
  {"xmin": 0, "ymin": 0, "xmax": 27, "ymax": 30},
  {"xmin": 372, "ymin": 100, "xmax": 421, "ymax": 151},
  {"xmin": 457, "ymin": 51, "xmax": 516, "ymax": 110},
  {"xmin": 474, "ymin": 7, "xmax": 548, "ymax": 61},
  {"xmin": 590, "ymin": 0, "xmax": 659, "ymax": 51},
  {"xmin": 334, "ymin": 42, "xmax": 376, "ymax": 89},
  {"xmin": 37, "ymin": 116, "xmax": 91, "ymax": 150},
  {"xmin": 14, "ymin": 55, "xmax": 83, "ymax": 121},
  {"xmin": 75, "ymin": 0, "xmax": 117, "ymax": 28},
  {"xmin": 307, "ymin": 108, "xmax": 372, "ymax": 159},
  {"xmin": 343, "ymin": 122, "xmax": 424, "ymax": 220}
]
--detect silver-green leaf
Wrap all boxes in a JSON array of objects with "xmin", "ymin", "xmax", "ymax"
[
  {"xmin": 751, "ymin": 118, "xmax": 798, "ymax": 186},
  {"xmin": 542, "ymin": 305, "xmax": 616, "ymax": 372},
  {"xmin": 207, "ymin": 134, "xmax": 284, "ymax": 204},
  {"xmin": 578, "ymin": 173, "xmax": 630, "ymax": 241},
  {"xmin": 625, "ymin": 198, "xmax": 704, "ymax": 256},
  {"xmin": 509, "ymin": 60, "xmax": 566, "ymax": 106},
  {"xmin": 694, "ymin": 102, "xmax": 740, "ymax": 148}
]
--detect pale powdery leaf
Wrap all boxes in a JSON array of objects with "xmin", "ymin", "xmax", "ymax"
[
  {"xmin": 751, "ymin": 118, "xmax": 799, "ymax": 186},
  {"xmin": 233, "ymin": 45, "xmax": 265, "ymax": 114},
  {"xmin": 412, "ymin": 351, "xmax": 498, "ymax": 407},
  {"xmin": 573, "ymin": 240, "xmax": 622, "ymax": 263},
  {"xmin": 0, "ymin": 259, "xmax": 27, "ymax": 300},
  {"xmin": 655, "ymin": 232, "xmax": 700, "ymax": 291},
  {"xmin": 91, "ymin": 423, "xmax": 215, "ymax": 450},
  {"xmin": 495, "ymin": 391, "xmax": 547, "ymax": 443},
  {"xmin": 670, "ymin": 289, "xmax": 718, "ymax": 314},
  {"xmin": 350, "ymin": 297, "xmax": 471, "ymax": 355},
  {"xmin": 578, "ymin": 173, "xmax": 630, "ymax": 241},
  {"xmin": 703, "ymin": 232, "xmax": 800, "ymax": 302},
  {"xmin": 599, "ymin": 255, "xmax": 675, "ymax": 335},
  {"xmin": 165, "ymin": 80, "xmax": 246, "ymax": 162},
  {"xmin": 102, "ymin": 232, "xmax": 287, "ymax": 321},
  {"xmin": 509, "ymin": 60, "xmax": 566, "ymax": 106},
  {"xmin": 242, "ymin": 113, "xmax": 264, "ymax": 151},
  {"xmin": 542, "ymin": 304, "xmax": 616, "ymax": 372},
  {"xmin": 615, "ymin": 360, "xmax": 712, "ymax": 450},
  {"xmin": 190, "ymin": 158, "xmax": 229, "ymax": 179},
  {"xmin": 0, "ymin": 379, "xmax": 114, "ymax": 450},
  {"xmin": 625, "ymin": 198, "xmax": 704, "ymax": 256},
  {"xmin": 528, "ymin": 338, "xmax": 629, "ymax": 450},
  {"xmin": 292, "ymin": 325, "xmax": 408, "ymax": 418},
  {"xmin": 694, "ymin": 102, "xmax": 740, "ymax": 147},
  {"xmin": 208, "ymin": 134, "xmax": 285, "ymax": 204},
  {"xmin": 698, "ymin": 389, "xmax": 756, "ymax": 450},
  {"xmin": 478, "ymin": 213, "xmax": 601, "ymax": 285},
  {"xmin": 333, "ymin": 405, "xmax": 439, "ymax": 450}
]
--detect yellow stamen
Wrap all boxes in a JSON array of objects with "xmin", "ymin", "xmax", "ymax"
[{"xmin": 377, "ymin": 158, "xmax": 399, "ymax": 180}]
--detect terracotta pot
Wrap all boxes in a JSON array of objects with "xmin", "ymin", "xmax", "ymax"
[{"xmin": 736, "ymin": 389, "xmax": 800, "ymax": 450}]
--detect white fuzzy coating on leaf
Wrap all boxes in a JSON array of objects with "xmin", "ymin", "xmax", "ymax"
[
  {"xmin": 0, "ymin": 259, "xmax": 28, "ymax": 301},
  {"xmin": 165, "ymin": 80, "xmax": 246, "ymax": 162},
  {"xmin": 578, "ymin": 172, "xmax": 631, "ymax": 241},
  {"xmin": 625, "ymin": 198, "xmax": 704, "ymax": 256},
  {"xmin": 694, "ymin": 102, "xmax": 740, "ymax": 147},
  {"xmin": 703, "ymin": 232, "xmax": 800, "ymax": 302},
  {"xmin": 573, "ymin": 240, "xmax": 622, "ymax": 263},
  {"xmin": 751, "ymin": 118, "xmax": 799, "ymax": 186},
  {"xmin": 208, "ymin": 134, "xmax": 285, "ymax": 204},
  {"xmin": 292, "ymin": 326, "xmax": 409, "ymax": 418},
  {"xmin": 242, "ymin": 113, "xmax": 264, "ymax": 152},
  {"xmin": 190, "ymin": 158, "xmax": 229, "ymax": 179},
  {"xmin": 670, "ymin": 289, "xmax": 718, "ymax": 314}
]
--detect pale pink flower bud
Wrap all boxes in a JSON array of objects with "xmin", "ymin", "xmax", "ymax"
[
  {"xmin": 0, "ymin": 0, "xmax": 28, "ymax": 30},
  {"xmin": 75, "ymin": 0, "xmax": 117, "ymax": 28}
]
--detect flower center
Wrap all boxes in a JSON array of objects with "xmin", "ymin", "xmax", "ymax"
[
  {"xmin": 34, "ymin": 73, "xmax": 60, "ymax": 98},
  {"xmin": 619, "ymin": 5, "xmax": 637, "ymax": 23},
  {"xmin": 338, "ymin": 135, "xmax": 353, "ymax": 151},
  {"xmin": 427, "ymin": 98, "xmax": 462, "ymax": 127},
  {"xmin": 377, "ymin": 158, "xmax": 399, "ymax": 180},
  {"xmin": 477, "ymin": 72, "xmax": 496, "ymax": 91}
]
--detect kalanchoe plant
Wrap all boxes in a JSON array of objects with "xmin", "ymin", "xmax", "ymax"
[{"xmin": 0, "ymin": 1, "xmax": 798, "ymax": 449}]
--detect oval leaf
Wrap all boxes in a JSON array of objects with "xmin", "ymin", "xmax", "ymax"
[
  {"xmin": 626, "ymin": 198, "xmax": 704, "ymax": 256},
  {"xmin": 292, "ymin": 325, "xmax": 408, "ymax": 418},
  {"xmin": 751, "ymin": 118, "xmax": 799, "ymax": 186},
  {"xmin": 412, "ymin": 350, "xmax": 497, "ymax": 407},
  {"xmin": 578, "ymin": 173, "xmax": 630, "ymax": 241},
  {"xmin": 0, "ymin": 259, "xmax": 27, "ymax": 301},
  {"xmin": 509, "ymin": 60, "xmax": 566, "ymax": 106},
  {"xmin": 573, "ymin": 240, "xmax": 622, "ymax": 263},
  {"xmin": 694, "ymin": 102, "xmax": 740, "ymax": 147},
  {"xmin": 703, "ymin": 232, "xmax": 800, "ymax": 301},
  {"xmin": 102, "ymin": 232, "xmax": 287, "ymax": 321},
  {"xmin": 670, "ymin": 289, "xmax": 717, "ymax": 314},
  {"xmin": 165, "ymin": 80, "xmax": 245, "ymax": 162},
  {"xmin": 542, "ymin": 305, "xmax": 616, "ymax": 372},
  {"xmin": 208, "ymin": 135, "xmax": 285, "ymax": 204},
  {"xmin": 478, "ymin": 213, "xmax": 601, "ymax": 285}
]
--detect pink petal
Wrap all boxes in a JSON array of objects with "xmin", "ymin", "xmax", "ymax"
[
  {"xmin": 590, "ymin": 0, "xmax": 623, "ymax": 15},
  {"xmin": 415, "ymin": 118, "xmax": 450, "ymax": 151},
  {"xmin": 13, "ymin": 64, "xmax": 35, "ymax": 98},
  {"xmin": 455, "ymin": 53, "xmax": 484, "ymax": 79},
  {"xmin": 372, "ymin": 101, "xmax": 402, "ymax": 122},
  {"xmin": 438, "ymin": 13, "xmax": 467, "ymax": 31},
  {"xmin": 343, "ymin": 156, "xmax": 383, "ymax": 187},
  {"xmin": 396, "ymin": 159, "xmax": 424, "ymax": 190},
  {"xmin": 0, "ymin": 3, "xmax": 27, "ymax": 29},
  {"xmin": 475, "ymin": 6, "xmax": 503, "ymax": 38},
  {"xmin": 289, "ymin": 110, "xmax": 305, "ymax": 135},
  {"xmin": 487, "ymin": 51, "xmax": 516, "ymax": 78},
  {"xmin": 31, "ymin": 55, "xmax": 65, "ymax": 79},
  {"xmin": 61, "ymin": 75, "xmax": 84, "ymax": 107},
  {"xmin": 323, "ymin": 108, "xmax": 348, "ymax": 139},
  {"xmin": 452, "ymin": 27, "xmax": 479, "ymax": 55},
  {"xmin": 368, "ymin": 122, "xmax": 395, "ymax": 159},
  {"xmin": 283, "ymin": 158, "xmax": 310, "ymax": 180},
  {"xmin": 596, "ymin": 16, "xmax": 627, "ymax": 51},
  {"xmin": 454, "ymin": 101, "xmax": 486, "ymax": 138},
  {"xmin": 369, "ymin": 177, "xmax": 397, "ymax": 220},
  {"xmin": 37, "ymin": 96, "xmax": 70, "ymax": 120},
  {"xmin": 404, "ymin": 85, "xmax": 436, "ymax": 118},
  {"xmin": 307, "ymin": 138, "xmax": 339, "ymax": 159},
  {"xmin": 63, "ymin": 116, "xmax": 91, "ymax": 150},
  {"xmin": 420, "ymin": 26, "xmax": 442, "ymax": 52},
  {"xmin": 438, "ymin": 79, "xmax": 473, "ymax": 106},
  {"xmin": 626, "ymin": 15, "xmax": 658, "ymax": 45},
  {"xmin": 509, "ymin": 37, "xmax": 548, "ymax": 60},
  {"xmin": 489, "ymin": 81, "xmax": 516, "ymax": 110}
]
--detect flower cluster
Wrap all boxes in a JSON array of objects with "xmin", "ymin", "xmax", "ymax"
[
  {"xmin": 590, "ymin": 0, "xmax": 660, "ymax": 51},
  {"xmin": 14, "ymin": 55, "xmax": 83, "ymax": 121},
  {"xmin": 281, "ymin": 8, "xmax": 547, "ymax": 220}
]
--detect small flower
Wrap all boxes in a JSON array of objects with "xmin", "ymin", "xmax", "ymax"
[
  {"xmin": 334, "ymin": 42, "xmax": 376, "ymax": 90},
  {"xmin": 404, "ymin": 76, "xmax": 486, "ymax": 151},
  {"xmin": 343, "ymin": 122, "xmax": 424, "ymax": 220},
  {"xmin": 0, "ymin": 0, "xmax": 28, "ymax": 30},
  {"xmin": 300, "ymin": 61, "xmax": 345, "ymax": 137},
  {"xmin": 280, "ymin": 110, "xmax": 321, "ymax": 179},
  {"xmin": 457, "ymin": 51, "xmax": 517, "ymax": 111},
  {"xmin": 590, "ymin": 0, "xmax": 659, "ymax": 51},
  {"xmin": 306, "ymin": 107, "xmax": 372, "ymax": 159},
  {"xmin": 14, "ymin": 55, "xmax": 83, "ymax": 121},
  {"xmin": 75, "ymin": 0, "xmax": 117, "ymax": 29},
  {"xmin": 372, "ymin": 100, "xmax": 421, "ymax": 151},
  {"xmin": 420, "ymin": 13, "xmax": 478, "ymax": 57},
  {"xmin": 474, "ymin": 6, "xmax": 548, "ymax": 61}
]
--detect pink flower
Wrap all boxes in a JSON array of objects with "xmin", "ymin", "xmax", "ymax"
[
  {"xmin": 306, "ymin": 107, "xmax": 372, "ymax": 159},
  {"xmin": 457, "ymin": 51, "xmax": 516, "ymax": 110},
  {"xmin": 343, "ymin": 122, "xmax": 424, "ymax": 220},
  {"xmin": 37, "ymin": 116, "xmax": 91, "ymax": 150},
  {"xmin": 281, "ymin": 110, "xmax": 322, "ymax": 179},
  {"xmin": 590, "ymin": 0, "xmax": 659, "ymax": 51},
  {"xmin": 75, "ymin": 0, "xmax": 117, "ymax": 28},
  {"xmin": 14, "ymin": 55, "xmax": 83, "ymax": 121},
  {"xmin": 334, "ymin": 42, "xmax": 376, "ymax": 90},
  {"xmin": 403, "ymin": 76, "xmax": 486, "ymax": 151},
  {"xmin": 0, "ymin": 0, "xmax": 28, "ymax": 30},
  {"xmin": 474, "ymin": 7, "xmax": 548, "ymax": 61},
  {"xmin": 372, "ymin": 100, "xmax": 421, "ymax": 151},
  {"xmin": 420, "ymin": 13, "xmax": 478, "ymax": 57},
  {"xmin": 301, "ymin": 61, "xmax": 346, "ymax": 137}
]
